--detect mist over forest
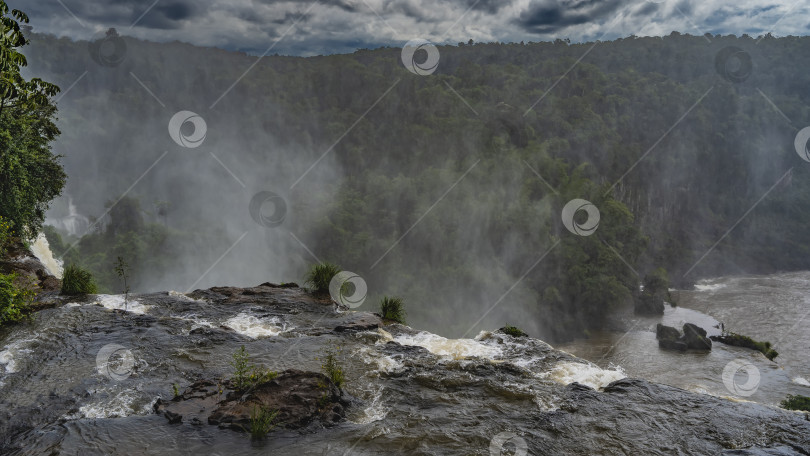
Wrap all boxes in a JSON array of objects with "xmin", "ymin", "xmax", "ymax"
[{"xmin": 29, "ymin": 31, "xmax": 810, "ymax": 340}]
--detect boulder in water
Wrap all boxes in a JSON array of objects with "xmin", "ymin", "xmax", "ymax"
[
  {"xmin": 682, "ymin": 323, "xmax": 712, "ymax": 350},
  {"xmin": 659, "ymin": 338, "xmax": 688, "ymax": 351},
  {"xmin": 655, "ymin": 323, "xmax": 711, "ymax": 351},
  {"xmin": 656, "ymin": 323, "xmax": 681, "ymax": 341}
]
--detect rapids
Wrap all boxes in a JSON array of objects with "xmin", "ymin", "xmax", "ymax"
[{"xmin": 0, "ymin": 284, "xmax": 807, "ymax": 455}]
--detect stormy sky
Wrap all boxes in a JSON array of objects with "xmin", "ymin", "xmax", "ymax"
[{"xmin": 10, "ymin": 0, "xmax": 810, "ymax": 56}]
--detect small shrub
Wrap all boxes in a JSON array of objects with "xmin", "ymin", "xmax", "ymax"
[
  {"xmin": 320, "ymin": 346, "xmax": 345, "ymax": 388},
  {"xmin": 304, "ymin": 262, "xmax": 341, "ymax": 294},
  {"xmin": 380, "ymin": 296, "xmax": 406, "ymax": 324},
  {"xmin": 500, "ymin": 324, "xmax": 528, "ymax": 337},
  {"xmin": 0, "ymin": 216, "xmax": 13, "ymax": 256},
  {"xmin": 172, "ymin": 383, "xmax": 180, "ymax": 399},
  {"xmin": 248, "ymin": 405, "xmax": 279, "ymax": 439},
  {"xmin": 61, "ymin": 264, "xmax": 98, "ymax": 295},
  {"xmin": 780, "ymin": 395, "xmax": 810, "ymax": 412},
  {"xmin": 0, "ymin": 273, "xmax": 35, "ymax": 326},
  {"xmin": 114, "ymin": 256, "xmax": 130, "ymax": 309},
  {"xmin": 230, "ymin": 345, "xmax": 278, "ymax": 391}
]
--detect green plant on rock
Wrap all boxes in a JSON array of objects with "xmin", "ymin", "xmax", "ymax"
[
  {"xmin": 0, "ymin": 272, "xmax": 35, "ymax": 326},
  {"xmin": 380, "ymin": 296, "xmax": 406, "ymax": 324},
  {"xmin": 304, "ymin": 262, "xmax": 341, "ymax": 294},
  {"xmin": 500, "ymin": 324, "xmax": 528, "ymax": 337},
  {"xmin": 319, "ymin": 345, "xmax": 345, "ymax": 388},
  {"xmin": 114, "ymin": 256, "xmax": 130, "ymax": 310},
  {"xmin": 248, "ymin": 405, "xmax": 279, "ymax": 440},
  {"xmin": 60, "ymin": 264, "xmax": 98, "ymax": 295},
  {"xmin": 713, "ymin": 332, "xmax": 779, "ymax": 361},
  {"xmin": 780, "ymin": 395, "xmax": 810, "ymax": 412},
  {"xmin": 230, "ymin": 345, "xmax": 278, "ymax": 391}
]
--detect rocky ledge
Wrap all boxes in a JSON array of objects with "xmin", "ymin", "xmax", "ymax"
[{"xmin": 154, "ymin": 369, "xmax": 348, "ymax": 431}]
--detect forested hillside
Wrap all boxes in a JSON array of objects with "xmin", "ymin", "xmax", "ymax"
[{"xmin": 27, "ymin": 31, "xmax": 810, "ymax": 340}]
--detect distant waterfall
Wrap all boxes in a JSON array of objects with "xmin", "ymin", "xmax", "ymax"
[{"xmin": 49, "ymin": 197, "xmax": 89, "ymax": 236}]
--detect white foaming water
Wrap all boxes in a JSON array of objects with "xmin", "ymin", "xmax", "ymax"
[
  {"xmin": 358, "ymin": 346, "xmax": 404, "ymax": 374},
  {"xmin": 542, "ymin": 361, "xmax": 626, "ymax": 390},
  {"xmin": 223, "ymin": 313, "xmax": 286, "ymax": 338},
  {"xmin": 350, "ymin": 385, "xmax": 388, "ymax": 424},
  {"xmin": 30, "ymin": 233, "xmax": 63, "ymax": 279},
  {"xmin": 0, "ymin": 338, "xmax": 35, "ymax": 374},
  {"xmin": 65, "ymin": 389, "xmax": 156, "ymax": 419},
  {"xmin": 94, "ymin": 295, "xmax": 149, "ymax": 314},
  {"xmin": 792, "ymin": 377, "xmax": 810, "ymax": 387},
  {"xmin": 693, "ymin": 281, "xmax": 726, "ymax": 292},
  {"xmin": 392, "ymin": 331, "xmax": 501, "ymax": 360},
  {"xmin": 0, "ymin": 349, "xmax": 18, "ymax": 374}
]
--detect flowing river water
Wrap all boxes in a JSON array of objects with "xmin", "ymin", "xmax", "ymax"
[
  {"xmin": 0, "ymin": 266, "xmax": 808, "ymax": 454},
  {"xmin": 558, "ymin": 272, "xmax": 810, "ymax": 408}
]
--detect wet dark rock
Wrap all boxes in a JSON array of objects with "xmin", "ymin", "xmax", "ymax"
[
  {"xmin": 682, "ymin": 323, "xmax": 712, "ymax": 350},
  {"xmin": 659, "ymin": 339, "xmax": 688, "ymax": 351},
  {"xmin": 656, "ymin": 323, "xmax": 681, "ymax": 341},
  {"xmin": 257, "ymin": 282, "xmax": 299, "ymax": 288},
  {"xmin": 683, "ymin": 323, "xmax": 707, "ymax": 338},
  {"xmin": 156, "ymin": 370, "xmax": 346, "ymax": 432},
  {"xmin": 721, "ymin": 446, "xmax": 807, "ymax": 455},
  {"xmin": 655, "ymin": 323, "xmax": 711, "ymax": 351},
  {"xmin": 333, "ymin": 313, "xmax": 382, "ymax": 332}
]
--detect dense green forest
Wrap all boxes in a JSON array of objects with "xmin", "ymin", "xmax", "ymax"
[{"xmin": 26, "ymin": 30, "xmax": 810, "ymax": 340}]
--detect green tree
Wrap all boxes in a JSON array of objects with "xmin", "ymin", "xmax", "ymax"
[{"xmin": 0, "ymin": 1, "xmax": 63, "ymax": 240}]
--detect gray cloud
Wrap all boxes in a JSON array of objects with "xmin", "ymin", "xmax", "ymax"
[
  {"xmin": 517, "ymin": 0, "xmax": 625, "ymax": 34},
  {"xmin": 7, "ymin": 0, "xmax": 810, "ymax": 55}
]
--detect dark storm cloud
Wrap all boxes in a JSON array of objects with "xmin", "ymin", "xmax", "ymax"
[
  {"xmin": 516, "ymin": 0, "xmax": 625, "ymax": 34},
  {"xmin": 136, "ymin": 2, "xmax": 197, "ymax": 29}
]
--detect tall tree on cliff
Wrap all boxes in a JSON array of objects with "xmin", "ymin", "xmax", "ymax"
[{"xmin": 0, "ymin": 1, "xmax": 64, "ymax": 240}]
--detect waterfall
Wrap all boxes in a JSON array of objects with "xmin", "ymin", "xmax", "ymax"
[
  {"xmin": 50, "ymin": 197, "xmax": 89, "ymax": 236},
  {"xmin": 30, "ymin": 233, "xmax": 63, "ymax": 279}
]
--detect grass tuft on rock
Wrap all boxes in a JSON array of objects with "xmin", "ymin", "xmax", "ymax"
[
  {"xmin": 320, "ymin": 346, "xmax": 345, "ymax": 388},
  {"xmin": 248, "ymin": 405, "xmax": 279, "ymax": 440},
  {"xmin": 304, "ymin": 262, "xmax": 341, "ymax": 294},
  {"xmin": 60, "ymin": 264, "xmax": 98, "ymax": 295},
  {"xmin": 780, "ymin": 394, "xmax": 810, "ymax": 412},
  {"xmin": 230, "ymin": 345, "xmax": 278, "ymax": 391},
  {"xmin": 499, "ymin": 324, "xmax": 528, "ymax": 337},
  {"xmin": 380, "ymin": 296, "xmax": 406, "ymax": 324}
]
